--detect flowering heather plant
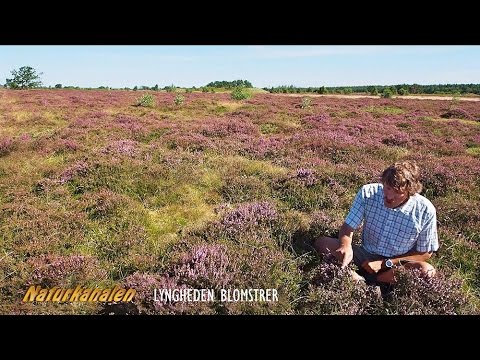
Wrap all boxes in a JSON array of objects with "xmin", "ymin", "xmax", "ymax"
[
  {"xmin": 239, "ymin": 135, "xmax": 285, "ymax": 159},
  {"xmin": 300, "ymin": 256, "xmax": 383, "ymax": 315},
  {"xmin": 176, "ymin": 232, "xmax": 301, "ymax": 302},
  {"xmin": 290, "ymin": 128, "xmax": 364, "ymax": 157},
  {"xmin": 274, "ymin": 174, "xmax": 340, "ymax": 212},
  {"xmin": 28, "ymin": 254, "xmax": 105, "ymax": 288},
  {"xmin": 101, "ymin": 139, "xmax": 139, "ymax": 157},
  {"xmin": 53, "ymin": 139, "xmax": 79, "ymax": 153},
  {"xmin": 83, "ymin": 188, "xmax": 123, "ymax": 219},
  {"xmin": 58, "ymin": 160, "xmax": 89, "ymax": 184},
  {"xmin": 233, "ymin": 247, "xmax": 301, "ymax": 314},
  {"xmin": 421, "ymin": 162, "xmax": 457, "ymax": 198},
  {"xmin": 112, "ymin": 114, "xmax": 150, "ymax": 138},
  {"xmin": 33, "ymin": 178, "xmax": 58, "ymax": 195},
  {"xmin": 381, "ymin": 132, "xmax": 410, "ymax": 147},
  {"xmin": 213, "ymin": 202, "xmax": 233, "ymax": 215},
  {"xmin": 174, "ymin": 243, "xmax": 235, "ymax": 289},
  {"xmin": 122, "ymin": 272, "xmax": 211, "ymax": 315},
  {"xmin": 220, "ymin": 201, "xmax": 278, "ymax": 236},
  {"xmin": 128, "ymin": 123, "xmax": 150, "ymax": 140},
  {"xmin": 123, "ymin": 272, "xmax": 172, "ymax": 314},
  {"xmin": 0, "ymin": 137, "xmax": 15, "ymax": 157},
  {"xmin": 468, "ymin": 134, "xmax": 480, "ymax": 146},
  {"xmin": 164, "ymin": 132, "xmax": 215, "ymax": 153},
  {"xmin": 115, "ymin": 115, "xmax": 138, "ymax": 124},
  {"xmin": 121, "ymin": 243, "xmax": 253, "ymax": 314},
  {"xmin": 294, "ymin": 168, "xmax": 317, "ymax": 186},
  {"xmin": 19, "ymin": 133, "xmax": 32, "ymax": 143},
  {"xmin": 309, "ymin": 210, "xmax": 343, "ymax": 239},
  {"xmin": 198, "ymin": 117, "xmax": 258, "ymax": 138},
  {"xmin": 61, "ymin": 139, "xmax": 79, "ymax": 151},
  {"xmin": 420, "ymin": 157, "xmax": 479, "ymax": 197},
  {"xmin": 71, "ymin": 117, "xmax": 97, "ymax": 129},
  {"xmin": 114, "ymin": 121, "xmax": 149, "ymax": 139},
  {"xmin": 301, "ymin": 114, "xmax": 330, "ymax": 127},
  {"xmin": 87, "ymin": 110, "xmax": 109, "ymax": 119},
  {"xmin": 405, "ymin": 109, "xmax": 434, "ymax": 119},
  {"xmin": 441, "ymin": 108, "xmax": 471, "ymax": 120},
  {"xmin": 384, "ymin": 268, "xmax": 471, "ymax": 315},
  {"xmin": 310, "ymin": 256, "xmax": 352, "ymax": 285}
]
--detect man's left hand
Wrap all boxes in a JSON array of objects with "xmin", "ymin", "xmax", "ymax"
[{"xmin": 362, "ymin": 260, "xmax": 384, "ymax": 274}]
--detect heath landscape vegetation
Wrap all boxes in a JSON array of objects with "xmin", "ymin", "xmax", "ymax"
[{"xmin": 0, "ymin": 88, "xmax": 479, "ymax": 314}]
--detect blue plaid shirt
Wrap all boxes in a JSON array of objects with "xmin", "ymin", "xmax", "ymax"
[{"xmin": 344, "ymin": 183, "xmax": 439, "ymax": 257}]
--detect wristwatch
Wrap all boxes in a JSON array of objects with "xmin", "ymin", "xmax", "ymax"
[{"xmin": 385, "ymin": 259, "xmax": 394, "ymax": 269}]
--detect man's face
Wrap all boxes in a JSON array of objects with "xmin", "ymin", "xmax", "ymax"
[{"xmin": 383, "ymin": 183, "xmax": 409, "ymax": 208}]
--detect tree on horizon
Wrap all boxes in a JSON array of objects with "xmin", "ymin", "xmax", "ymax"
[{"xmin": 6, "ymin": 66, "xmax": 43, "ymax": 89}]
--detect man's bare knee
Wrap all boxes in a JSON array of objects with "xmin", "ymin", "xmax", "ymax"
[
  {"xmin": 313, "ymin": 237, "xmax": 328, "ymax": 254},
  {"xmin": 313, "ymin": 236, "xmax": 339, "ymax": 255},
  {"xmin": 421, "ymin": 262, "xmax": 436, "ymax": 278},
  {"xmin": 405, "ymin": 261, "xmax": 436, "ymax": 278}
]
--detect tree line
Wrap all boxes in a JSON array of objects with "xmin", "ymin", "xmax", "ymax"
[
  {"xmin": 263, "ymin": 84, "xmax": 480, "ymax": 95},
  {"xmin": 205, "ymin": 80, "xmax": 253, "ymax": 89},
  {"xmin": 3, "ymin": 66, "xmax": 479, "ymax": 96}
]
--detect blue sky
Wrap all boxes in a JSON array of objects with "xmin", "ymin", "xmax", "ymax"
[{"xmin": 1, "ymin": 45, "xmax": 479, "ymax": 88}]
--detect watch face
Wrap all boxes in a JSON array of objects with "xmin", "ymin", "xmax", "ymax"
[{"xmin": 386, "ymin": 259, "xmax": 394, "ymax": 268}]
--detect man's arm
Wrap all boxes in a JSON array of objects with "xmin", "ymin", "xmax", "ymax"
[
  {"xmin": 337, "ymin": 222, "xmax": 355, "ymax": 268},
  {"xmin": 390, "ymin": 249, "xmax": 432, "ymax": 266},
  {"xmin": 340, "ymin": 185, "xmax": 366, "ymax": 268},
  {"xmin": 362, "ymin": 249, "xmax": 433, "ymax": 274}
]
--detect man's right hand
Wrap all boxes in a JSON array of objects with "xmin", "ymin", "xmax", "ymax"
[{"xmin": 335, "ymin": 245, "xmax": 353, "ymax": 268}]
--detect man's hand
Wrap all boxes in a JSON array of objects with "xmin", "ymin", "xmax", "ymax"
[
  {"xmin": 335, "ymin": 245, "xmax": 353, "ymax": 268},
  {"xmin": 362, "ymin": 260, "xmax": 384, "ymax": 274}
]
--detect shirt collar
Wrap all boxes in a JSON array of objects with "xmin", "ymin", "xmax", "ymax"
[{"xmin": 393, "ymin": 195, "xmax": 415, "ymax": 213}]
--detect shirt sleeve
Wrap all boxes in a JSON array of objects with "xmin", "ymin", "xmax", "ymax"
[
  {"xmin": 416, "ymin": 210, "xmax": 439, "ymax": 252},
  {"xmin": 344, "ymin": 187, "xmax": 365, "ymax": 230}
]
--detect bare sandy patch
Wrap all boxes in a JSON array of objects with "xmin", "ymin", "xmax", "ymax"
[{"xmin": 274, "ymin": 93, "xmax": 480, "ymax": 102}]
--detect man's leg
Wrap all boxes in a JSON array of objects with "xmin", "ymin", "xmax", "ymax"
[
  {"xmin": 376, "ymin": 261, "xmax": 436, "ymax": 284},
  {"xmin": 313, "ymin": 236, "xmax": 341, "ymax": 262}
]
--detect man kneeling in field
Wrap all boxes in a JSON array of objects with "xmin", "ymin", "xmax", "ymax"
[{"xmin": 314, "ymin": 160, "xmax": 438, "ymax": 284}]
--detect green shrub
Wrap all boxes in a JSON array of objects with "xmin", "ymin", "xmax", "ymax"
[
  {"xmin": 136, "ymin": 93, "xmax": 155, "ymax": 107},
  {"xmin": 381, "ymin": 88, "xmax": 393, "ymax": 98},
  {"xmin": 165, "ymin": 84, "xmax": 176, "ymax": 93},
  {"xmin": 174, "ymin": 94, "xmax": 185, "ymax": 106},
  {"xmin": 231, "ymin": 87, "xmax": 251, "ymax": 101},
  {"xmin": 301, "ymin": 97, "xmax": 312, "ymax": 109},
  {"xmin": 260, "ymin": 123, "xmax": 279, "ymax": 135}
]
